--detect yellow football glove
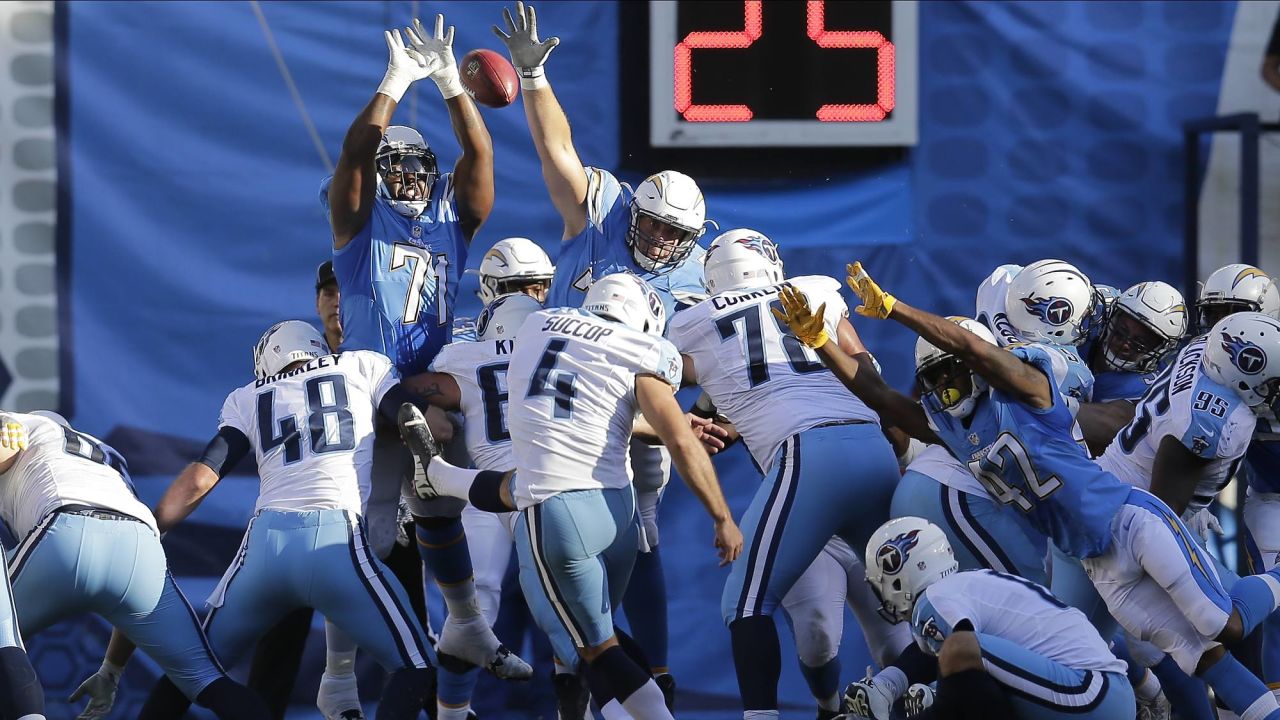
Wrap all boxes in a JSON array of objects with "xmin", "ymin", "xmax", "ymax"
[
  {"xmin": 771, "ymin": 285, "xmax": 829, "ymax": 349},
  {"xmin": 0, "ymin": 416, "xmax": 28, "ymax": 451},
  {"xmin": 846, "ymin": 261, "xmax": 897, "ymax": 319}
]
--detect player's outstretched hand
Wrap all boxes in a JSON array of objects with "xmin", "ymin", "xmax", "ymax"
[
  {"xmin": 1184, "ymin": 507, "xmax": 1224, "ymax": 542},
  {"xmin": 771, "ymin": 285, "xmax": 829, "ymax": 349},
  {"xmin": 846, "ymin": 262, "xmax": 897, "ymax": 319},
  {"xmin": 68, "ymin": 661, "xmax": 122, "ymax": 719},
  {"xmin": 0, "ymin": 415, "xmax": 27, "ymax": 451},
  {"xmin": 714, "ymin": 518, "xmax": 743, "ymax": 567},
  {"xmin": 406, "ymin": 15, "xmax": 464, "ymax": 99},
  {"xmin": 686, "ymin": 413, "xmax": 728, "ymax": 454},
  {"xmin": 379, "ymin": 27, "xmax": 442, "ymax": 102},
  {"xmin": 493, "ymin": 1, "xmax": 560, "ymax": 79}
]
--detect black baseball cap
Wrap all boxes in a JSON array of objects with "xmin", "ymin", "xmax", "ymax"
[{"xmin": 315, "ymin": 261, "xmax": 337, "ymax": 291}]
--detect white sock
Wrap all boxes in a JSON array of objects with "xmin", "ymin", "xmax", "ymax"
[
  {"xmin": 324, "ymin": 620, "xmax": 358, "ymax": 676},
  {"xmin": 601, "ymin": 699, "xmax": 635, "ymax": 720},
  {"xmin": 619, "ymin": 679, "xmax": 674, "ymax": 720},
  {"xmin": 1134, "ymin": 669, "xmax": 1161, "ymax": 702},
  {"xmin": 427, "ymin": 458, "xmax": 483, "ymax": 501},
  {"xmin": 439, "ymin": 580, "xmax": 483, "ymax": 620},
  {"xmin": 743, "ymin": 711, "xmax": 780, "ymax": 720},
  {"xmin": 437, "ymin": 704, "xmax": 471, "ymax": 720}
]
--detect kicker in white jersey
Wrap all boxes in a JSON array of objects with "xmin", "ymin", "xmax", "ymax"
[
  {"xmin": 217, "ymin": 350, "xmax": 399, "ymax": 515},
  {"xmin": 506, "ymin": 307, "xmax": 682, "ymax": 510},
  {"xmin": 430, "ymin": 339, "xmax": 517, "ymax": 472},
  {"xmin": 666, "ymin": 275, "xmax": 878, "ymax": 472}
]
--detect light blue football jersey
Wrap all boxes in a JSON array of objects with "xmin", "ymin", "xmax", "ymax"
[
  {"xmin": 545, "ymin": 167, "xmax": 707, "ymax": 321},
  {"xmin": 925, "ymin": 343, "xmax": 1128, "ymax": 558},
  {"xmin": 320, "ymin": 175, "xmax": 467, "ymax": 375},
  {"xmin": 1092, "ymin": 370, "xmax": 1155, "ymax": 403}
]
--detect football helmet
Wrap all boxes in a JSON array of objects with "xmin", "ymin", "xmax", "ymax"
[
  {"xmin": 583, "ymin": 273, "xmax": 667, "ymax": 335},
  {"xmin": 1196, "ymin": 264, "xmax": 1280, "ymax": 333},
  {"xmin": 1202, "ymin": 312, "xmax": 1280, "ymax": 415},
  {"xmin": 476, "ymin": 292, "xmax": 542, "ymax": 342},
  {"xmin": 1096, "ymin": 282, "xmax": 1186, "ymax": 373},
  {"xmin": 1004, "ymin": 259, "xmax": 1096, "ymax": 346},
  {"xmin": 628, "ymin": 170, "xmax": 706, "ymax": 273},
  {"xmin": 864, "ymin": 517, "xmax": 958, "ymax": 623},
  {"xmin": 475, "ymin": 237, "xmax": 555, "ymax": 304},
  {"xmin": 253, "ymin": 320, "xmax": 329, "ymax": 379},
  {"xmin": 703, "ymin": 228, "xmax": 784, "ymax": 295},
  {"xmin": 376, "ymin": 126, "xmax": 439, "ymax": 218},
  {"xmin": 915, "ymin": 317, "xmax": 998, "ymax": 418},
  {"xmin": 974, "ymin": 264, "xmax": 1022, "ymax": 346}
]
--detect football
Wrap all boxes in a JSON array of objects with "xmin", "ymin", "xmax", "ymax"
[{"xmin": 459, "ymin": 49, "xmax": 519, "ymax": 108}]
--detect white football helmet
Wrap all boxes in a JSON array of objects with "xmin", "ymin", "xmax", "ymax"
[
  {"xmin": 974, "ymin": 264, "xmax": 1023, "ymax": 347},
  {"xmin": 583, "ymin": 273, "xmax": 667, "ymax": 335},
  {"xmin": 1196, "ymin": 264, "xmax": 1280, "ymax": 333},
  {"xmin": 628, "ymin": 170, "xmax": 706, "ymax": 273},
  {"xmin": 253, "ymin": 320, "xmax": 329, "ymax": 379},
  {"xmin": 915, "ymin": 316, "xmax": 998, "ymax": 418},
  {"xmin": 1097, "ymin": 282, "xmax": 1187, "ymax": 373},
  {"xmin": 1004, "ymin": 259, "xmax": 1096, "ymax": 346},
  {"xmin": 475, "ymin": 238, "xmax": 555, "ymax": 304},
  {"xmin": 1202, "ymin": 312, "xmax": 1280, "ymax": 415},
  {"xmin": 475, "ymin": 292, "xmax": 542, "ymax": 342},
  {"xmin": 864, "ymin": 517, "xmax": 958, "ymax": 623},
  {"xmin": 703, "ymin": 228, "xmax": 784, "ymax": 295},
  {"xmin": 376, "ymin": 126, "xmax": 438, "ymax": 218}
]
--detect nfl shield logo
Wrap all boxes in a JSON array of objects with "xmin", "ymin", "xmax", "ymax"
[
  {"xmin": 412, "ymin": 225, "xmax": 423, "ymax": 238},
  {"xmin": 968, "ymin": 433, "xmax": 980, "ymax": 446}
]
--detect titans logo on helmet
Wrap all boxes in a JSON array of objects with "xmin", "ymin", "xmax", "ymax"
[
  {"xmin": 736, "ymin": 234, "xmax": 780, "ymax": 263},
  {"xmin": 1221, "ymin": 331, "xmax": 1268, "ymax": 375},
  {"xmin": 1020, "ymin": 295, "xmax": 1074, "ymax": 326},
  {"xmin": 876, "ymin": 529, "xmax": 921, "ymax": 575}
]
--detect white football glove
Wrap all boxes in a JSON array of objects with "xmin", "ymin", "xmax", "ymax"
[
  {"xmin": 904, "ymin": 684, "xmax": 935, "ymax": 717},
  {"xmin": 376, "ymin": 27, "xmax": 443, "ymax": 103},
  {"xmin": 843, "ymin": 667, "xmax": 896, "ymax": 720},
  {"xmin": 405, "ymin": 15, "xmax": 464, "ymax": 100},
  {"xmin": 1183, "ymin": 507, "xmax": 1224, "ymax": 543},
  {"xmin": 492, "ymin": 1, "xmax": 560, "ymax": 86},
  {"xmin": 68, "ymin": 661, "xmax": 122, "ymax": 719},
  {"xmin": 0, "ymin": 415, "xmax": 27, "ymax": 451}
]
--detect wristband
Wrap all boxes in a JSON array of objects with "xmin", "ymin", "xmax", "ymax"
[
  {"xmin": 434, "ymin": 73, "xmax": 465, "ymax": 100},
  {"xmin": 376, "ymin": 70, "xmax": 413, "ymax": 103},
  {"xmin": 519, "ymin": 65, "xmax": 548, "ymax": 90}
]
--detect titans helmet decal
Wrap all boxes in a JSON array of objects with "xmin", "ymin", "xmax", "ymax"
[
  {"xmin": 1020, "ymin": 295, "xmax": 1074, "ymax": 326},
  {"xmin": 1221, "ymin": 331, "xmax": 1268, "ymax": 375},
  {"xmin": 735, "ymin": 234, "xmax": 780, "ymax": 263},
  {"xmin": 876, "ymin": 529, "xmax": 921, "ymax": 576}
]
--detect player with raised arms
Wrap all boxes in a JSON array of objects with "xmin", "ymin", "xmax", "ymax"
[
  {"xmin": 773, "ymin": 262, "xmax": 1280, "ymax": 720},
  {"xmin": 0, "ymin": 416, "xmax": 44, "ymax": 720}
]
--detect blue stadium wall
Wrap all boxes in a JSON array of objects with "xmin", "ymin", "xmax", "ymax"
[{"xmin": 41, "ymin": 1, "xmax": 1235, "ymax": 717}]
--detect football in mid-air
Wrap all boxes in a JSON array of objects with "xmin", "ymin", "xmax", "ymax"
[{"xmin": 460, "ymin": 49, "xmax": 519, "ymax": 108}]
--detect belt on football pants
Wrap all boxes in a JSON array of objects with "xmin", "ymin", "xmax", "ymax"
[{"xmin": 57, "ymin": 504, "xmax": 146, "ymax": 524}]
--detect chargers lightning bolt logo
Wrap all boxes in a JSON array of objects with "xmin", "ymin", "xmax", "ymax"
[
  {"xmin": 876, "ymin": 530, "xmax": 921, "ymax": 576},
  {"xmin": 1221, "ymin": 331, "xmax": 1268, "ymax": 375},
  {"xmin": 1020, "ymin": 295, "xmax": 1074, "ymax": 326}
]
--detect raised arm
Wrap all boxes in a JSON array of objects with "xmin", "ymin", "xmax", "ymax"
[
  {"xmin": 846, "ymin": 262, "xmax": 1054, "ymax": 410},
  {"xmin": 494, "ymin": 3, "xmax": 590, "ymax": 239},
  {"xmin": 635, "ymin": 374, "xmax": 743, "ymax": 566}
]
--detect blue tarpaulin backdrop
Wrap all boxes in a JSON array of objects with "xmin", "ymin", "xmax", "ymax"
[{"xmin": 45, "ymin": 1, "xmax": 1235, "ymax": 717}]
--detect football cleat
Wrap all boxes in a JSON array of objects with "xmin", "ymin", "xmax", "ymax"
[
  {"xmin": 437, "ymin": 613, "xmax": 533, "ymax": 681},
  {"xmin": 904, "ymin": 684, "xmax": 934, "ymax": 717},
  {"xmin": 1136, "ymin": 690, "xmax": 1171, "ymax": 720},
  {"xmin": 654, "ymin": 673, "xmax": 676, "ymax": 713},
  {"xmin": 552, "ymin": 670, "xmax": 591, "ymax": 720},
  {"xmin": 398, "ymin": 403, "xmax": 442, "ymax": 500},
  {"xmin": 842, "ymin": 667, "xmax": 895, "ymax": 720}
]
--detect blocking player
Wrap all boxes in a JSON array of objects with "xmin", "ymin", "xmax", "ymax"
[
  {"xmin": 1086, "ymin": 282, "xmax": 1187, "ymax": 405},
  {"xmin": 494, "ymin": 2, "xmax": 711, "ymax": 695},
  {"xmin": 773, "ymin": 262, "xmax": 1280, "ymax": 720},
  {"xmin": 662, "ymin": 230, "xmax": 901, "ymax": 719},
  {"xmin": 852, "ymin": 517, "xmax": 1136, "ymax": 720},
  {"xmin": 399, "ymin": 273, "xmax": 744, "ymax": 720},
  {"xmin": 134, "ymin": 321, "xmax": 439, "ymax": 719},
  {"xmin": 0, "ymin": 411, "xmax": 272, "ymax": 720},
  {"xmin": 323, "ymin": 15, "xmax": 531, "ymax": 683},
  {"xmin": 473, "ymin": 237, "xmax": 555, "ymax": 305},
  {"xmin": 0, "ymin": 416, "xmax": 43, "ymax": 720}
]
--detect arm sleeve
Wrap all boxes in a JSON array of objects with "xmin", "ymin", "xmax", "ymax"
[
  {"xmin": 584, "ymin": 167, "xmax": 625, "ymax": 230},
  {"xmin": 217, "ymin": 390, "xmax": 248, "ymax": 436},
  {"xmin": 197, "ymin": 427, "xmax": 252, "ymax": 478},
  {"xmin": 638, "ymin": 337, "xmax": 684, "ymax": 389},
  {"xmin": 358, "ymin": 351, "xmax": 402, "ymax": 408}
]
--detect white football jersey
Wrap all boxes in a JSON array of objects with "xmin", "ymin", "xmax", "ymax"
[
  {"xmin": 430, "ymin": 338, "xmax": 517, "ymax": 472},
  {"xmin": 1098, "ymin": 337, "xmax": 1253, "ymax": 510},
  {"xmin": 667, "ymin": 275, "xmax": 878, "ymax": 472},
  {"xmin": 913, "ymin": 569, "xmax": 1125, "ymax": 674},
  {"xmin": 904, "ymin": 443, "xmax": 987, "ymax": 496},
  {"xmin": 217, "ymin": 351, "xmax": 399, "ymax": 515},
  {"xmin": 507, "ymin": 308, "xmax": 682, "ymax": 510},
  {"xmin": 0, "ymin": 413, "xmax": 156, "ymax": 537},
  {"xmin": 974, "ymin": 264, "xmax": 1023, "ymax": 347}
]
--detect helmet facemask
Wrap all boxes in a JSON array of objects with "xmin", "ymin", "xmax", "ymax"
[
  {"xmin": 627, "ymin": 207, "xmax": 703, "ymax": 274},
  {"xmin": 1197, "ymin": 299, "xmax": 1258, "ymax": 336},
  {"xmin": 916, "ymin": 354, "xmax": 980, "ymax": 418},
  {"xmin": 376, "ymin": 147, "xmax": 439, "ymax": 218},
  {"xmin": 1099, "ymin": 306, "xmax": 1175, "ymax": 373}
]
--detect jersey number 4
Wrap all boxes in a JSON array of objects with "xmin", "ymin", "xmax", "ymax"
[
  {"xmin": 257, "ymin": 374, "xmax": 355, "ymax": 464},
  {"xmin": 391, "ymin": 243, "xmax": 449, "ymax": 325},
  {"xmin": 527, "ymin": 339, "xmax": 578, "ymax": 419}
]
